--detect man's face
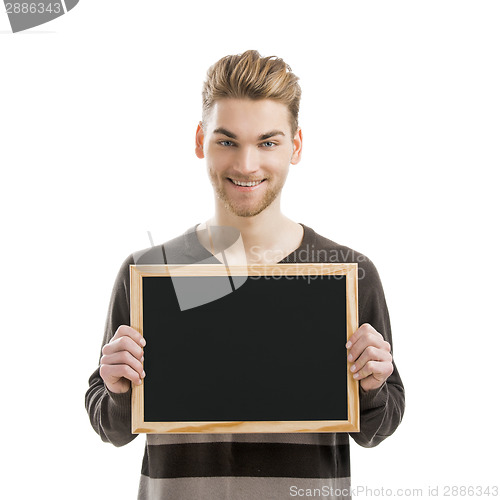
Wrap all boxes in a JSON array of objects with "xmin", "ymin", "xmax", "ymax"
[{"xmin": 196, "ymin": 98, "xmax": 302, "ymax": 218}]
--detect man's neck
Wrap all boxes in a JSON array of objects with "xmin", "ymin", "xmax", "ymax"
[{"xmin": 197, "ymin": 210, "xmax": 304, "ymax": 265}]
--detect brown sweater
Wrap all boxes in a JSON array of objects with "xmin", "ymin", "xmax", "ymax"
[{"xmin": 85, "ymin": 223, "xmax": 405, "ymax": 499}]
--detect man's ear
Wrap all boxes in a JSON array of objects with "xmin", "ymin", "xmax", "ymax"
[
  {"xmin": 195, "ymin": 121, "xmax": 205, "ymax": 159},
  {"xmin": 290, "ymin": 127, "xmax": 303, "ymax": 165}
]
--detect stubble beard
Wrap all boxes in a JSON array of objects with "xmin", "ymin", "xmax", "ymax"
[{"xmin": 210, "ymin": 173, "xmax": 285, "ymax": 218}]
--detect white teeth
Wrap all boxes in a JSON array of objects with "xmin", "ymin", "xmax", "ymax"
[{"xmin": 231, "ymin": 179, "xmax": 263, "ymax": 187}]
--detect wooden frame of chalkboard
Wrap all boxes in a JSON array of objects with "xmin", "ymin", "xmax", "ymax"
[{"xmin": 130, "ymin": 263, "xmax": 359, "ymax": 434}]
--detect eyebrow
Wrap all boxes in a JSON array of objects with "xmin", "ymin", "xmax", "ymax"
[{"xmin": 213, "ymin": 128, "xmax": 286, "ymax": 141}]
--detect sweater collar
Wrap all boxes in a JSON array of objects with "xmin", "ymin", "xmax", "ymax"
[{"xmin": 181, "ymin": 223, "xmax": 316, "ymax": 264}]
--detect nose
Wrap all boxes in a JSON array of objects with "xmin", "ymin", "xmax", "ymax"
[{"xmin": 234, "ymin": 146, "xmax": 259, "ymax": 175}]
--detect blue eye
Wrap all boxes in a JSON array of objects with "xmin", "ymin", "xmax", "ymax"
[
  {"xmin": 219, "ymin": 140, "xmax": 235, "ymax": 147},
  {"xmin": 261, "ymin": 141, "xmax": 276, "ymax": 148}
]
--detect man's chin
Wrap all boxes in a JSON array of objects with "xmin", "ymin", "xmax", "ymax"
[
  {"xmin": 214, "ymin": 184, "xmax": 282, "ymax": 218},
  {"xmin": 225, "ymin": 204, "xmax": 267, "ymax": 218}
]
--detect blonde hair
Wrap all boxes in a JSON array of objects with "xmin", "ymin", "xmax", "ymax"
[{"xmin": 201, "ymin": 50, "xmax": 301, "ymax": 136}]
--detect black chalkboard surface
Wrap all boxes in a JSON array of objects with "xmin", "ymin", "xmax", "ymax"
[{"xmin": 130, "ymin": 263, "xmax": 359, "ymax": 434}]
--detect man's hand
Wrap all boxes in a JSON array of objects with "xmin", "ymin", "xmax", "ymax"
[
  {"xmin": 99, "ymin": 325, "xmax": 146, "ymax": 394},
  {"xmin": 346, "ymin": 323, "xmax": 393, "ymax": 392}
]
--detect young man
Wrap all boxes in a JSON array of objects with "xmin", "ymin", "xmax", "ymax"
[{"xmin": 86, "ymin": 50, "xmax": 405, "ymax": 500}]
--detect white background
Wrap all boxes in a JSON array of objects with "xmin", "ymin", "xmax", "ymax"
[{"xmin": 1, "ymin": 1, "xmax": 499, "ymax": 499}]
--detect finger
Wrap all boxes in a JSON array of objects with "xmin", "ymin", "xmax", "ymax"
[
  {"xmin": 347, "ymin": 334, "xmax": 386, "ymax": 364},
  {"xmin": 350, "ymin": 346, "xmax": 392, "ymax": 375},
  {"xmin": 347, "ymin": 329, "xmax": 390, "ymax": 363},
  {"xmin": 352, "ymin": 360, "xmax": 393, "ymax": 383},
  {"xmin": 101, "ymin": 351, "xmax": 144, "ymax": 377},
  {"xmin": 102, "ymin": 335, "xmax": 144, "ymax": 360},
  {"xmin": 100, "ymin": 363, "xmax": 145, "ymax": 387},
  {"xmin": 112, "ymin": 325, "xmax": 146, "ymax": 347},
  {"xmin": 346, "ymin": 323, "xmax": 379, "ymax": 347}
]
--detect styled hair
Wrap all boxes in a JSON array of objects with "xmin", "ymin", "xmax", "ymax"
[{"xmin": 201, "ymin": 50, "xmax": 301, "ymax": 136}]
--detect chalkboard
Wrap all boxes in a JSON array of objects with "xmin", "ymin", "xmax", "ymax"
[{"xmin": 130, "ymin": 263, "xmax": 359, "ymax": 433}]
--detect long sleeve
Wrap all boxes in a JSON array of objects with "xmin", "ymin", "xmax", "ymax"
[
  {"xmin": 349, "ymin": 259, "xmax": 405, "ymax": 448},
  {"xmin": 85, "ymin": 253, "xmax": 138, "ymax": 447}
]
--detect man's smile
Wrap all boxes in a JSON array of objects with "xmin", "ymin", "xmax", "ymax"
[{"xmin": 227, "ymin": 178, "xmax": 267, "ymax": 191}]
